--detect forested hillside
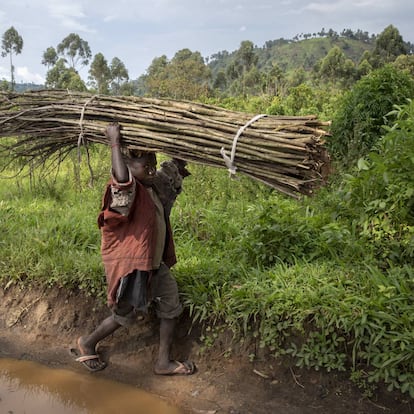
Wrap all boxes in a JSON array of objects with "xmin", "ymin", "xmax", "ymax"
[
  {"xmin": 3, "ymin": 25, "xmax": 413, "ymax": 98},
  {"xmin": 209, "ymin": 33, "xmax": 375, "ymax": 76},
  {"xmin": 137, "ymin": 25, "xmax": 413, "ymax": 99}
]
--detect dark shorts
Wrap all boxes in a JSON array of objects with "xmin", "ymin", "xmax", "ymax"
[{"xmin": 111, "ymin": 263, "xmax": 182, "ymax": 327}]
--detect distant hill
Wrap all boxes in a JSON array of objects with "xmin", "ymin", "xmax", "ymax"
[
  {"xmin": 208, "ymin": 35, "xmax": 375, "ymax": 77},
  {"xmin": 259, "ymin": 37, "xmax": 374, "ymax": 71},
  {"xmin": 14, "ymin": 83, "xmax": 45, "ymax": 92}
]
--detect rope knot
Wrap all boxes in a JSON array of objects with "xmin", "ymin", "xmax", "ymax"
[{"xmin": 220, "ymin": 113, "xmax": 267, "ymax": 177}]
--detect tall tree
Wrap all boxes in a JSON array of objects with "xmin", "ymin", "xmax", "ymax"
[
  {"xmin": 1, "ymin": 26, "xmax": 23, "ymax": 90},
  {"xmin": 319, "ymin": 46, "xmax": 347, "ymax": 79},
  {"xmin": 264, "ymin": 63, "xmax": 285, "ymax": 95},
  {"xmin": 234, "ymin": 41, "xmax": 258, "ymax": 95},
  {"xmin": 41, "ymin": 47, "xmax": 58, "ymax": 69},
  {"xmin": 212, "ymin": 70, "xmax": 227, "ymax": 92},
  {"xmin": 168, "ymin": 49, "xmax": 211, "ymax": 99},
  {"xmin": 143, "ymin": 50, "xmax": 210, "ymax": 100},
  {"xmin": 109, "ymin": 57, "xmax": 129, "ymax": 95},
  {"xmin": 88, "ymin": 53, "xmax": 110, "ymax": 94},
  {"xmin": 144, "ymin": 55, "xmax": 169, "ymax": 97},
  {"xmin": 372, "ymin": 25, "xmax": 407, "ymax": 68},
  {"xmin": 57, "ymin": 33, "xmax": 92, "ymax": 70},
  {"xmin": 235, "ymin": 40, "xmax": 258, "ymax": 73},
  {"xmin": 317, "ymin": 46, "xmax": 355, "ymax": 85}
]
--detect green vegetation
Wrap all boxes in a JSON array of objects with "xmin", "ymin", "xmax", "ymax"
[
  {"xmin": 1, "ymin": 23, "xmax": 414, "ymax": 400},
  {"xmin": 328, "ymin": 65, "xmax": 414, "ymax": 165},
  {"xmin": 139, "ymin": 24, "xmax": 412, "ymax": 100},
  {"xmin": 1, "ymin": 93, "xmax": 414, "ymax": 398}
]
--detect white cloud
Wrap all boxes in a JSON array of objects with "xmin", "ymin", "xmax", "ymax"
[
  {"xmin": 0, "ymin": 65, "xmax": 9, "ymax": 81},
  {"xmin": 302, "ymin": 0, "xmax": 393, "ymax": 14},
  {"xmin": 47, "ymin": 1, "xmax": 86, "ymax": 19},
  {"xmin": 0, "ymin": 65, "xmax": 45, "ymax": 84},
  {"xmin": 46, "ymin": 1, "xmax": 95, "ymax": 33},
  {"xmin": 16, "ymin": 67, "xmax": 45, "ymax": 84}
]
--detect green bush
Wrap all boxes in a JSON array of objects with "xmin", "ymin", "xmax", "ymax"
[
  {"xmin": 340, "ymin": 100, "xmax": 414, "ymax": 266},
  {"xmin": 328, "ymin": 65, "xmax": 414, "ymax": 166},
  {"xmin": 233, "ymin": 195, "xmax": 366, "ymax": 267}
]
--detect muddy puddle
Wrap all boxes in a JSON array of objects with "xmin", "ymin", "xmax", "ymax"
[{"xmin": 0, "ymin": 358, "xmax": 183, "ymax": 414}]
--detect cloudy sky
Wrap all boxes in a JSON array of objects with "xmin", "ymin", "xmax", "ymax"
[{"xmin": 0, "ymin": 0, "xmax": 413, "ymax": 85}]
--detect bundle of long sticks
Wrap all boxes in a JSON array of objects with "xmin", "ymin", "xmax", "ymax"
[{"xmin": 0, "ymin": 89, "xmax": 331, "ymax": 197}]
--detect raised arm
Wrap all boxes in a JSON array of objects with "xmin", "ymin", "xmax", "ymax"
[{"xmin": 106, "ymin": 122, "xmax": 129, "ymax": 183}]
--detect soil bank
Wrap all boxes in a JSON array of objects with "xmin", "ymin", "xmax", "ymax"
[{"xmin": 0, "ymin": 283, "xmax": 412, "ymax": 414}]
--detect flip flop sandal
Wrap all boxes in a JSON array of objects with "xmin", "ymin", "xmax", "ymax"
[
  {"xmin": 155, "ymin": 360, "xmax": 196, "ymax": 376},
  {"xmin": 70, "ymin": 347, "xmax": 107, "ymax": 372}
]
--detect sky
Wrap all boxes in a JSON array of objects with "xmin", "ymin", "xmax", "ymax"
[{"xmin": 0, "ymin": 0, "xmax": 413, "ymax": 85}]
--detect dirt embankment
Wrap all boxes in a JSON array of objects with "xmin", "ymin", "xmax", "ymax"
[{"xmin": 0, "ymin": 283, "xmax": 411, "ymax": 414}]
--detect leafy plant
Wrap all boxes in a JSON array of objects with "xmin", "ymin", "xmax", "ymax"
[
  {"xmin": 340, "ymin": 99, "xmax": 414, "ymax": 266},
  {"xmin": 328, "ymin": 65, "xmax": 414, "ymax": 166}
]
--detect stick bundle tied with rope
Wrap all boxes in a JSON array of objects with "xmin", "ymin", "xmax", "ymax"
[{"xmin": 0, "ymin": 89, "xmax": 332, "ymax": 198}]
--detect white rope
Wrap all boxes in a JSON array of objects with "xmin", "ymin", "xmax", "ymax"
[
  {"xmin": 77, "ymin": 95, "xmax": 97, "ymax": 150},
  {"xmin": 220, "ymin": 113, "xmax": 267, "ymax": 176},
  {"xmin": 77, "ymin": 95, "xmax": 98, "ymax": 186}
]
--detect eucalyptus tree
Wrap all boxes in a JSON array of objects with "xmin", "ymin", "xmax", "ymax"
[
  {"xmin": 144, "ymin": 55, "xmax": 170, "ymax": 97},
  {"xmin": 109, "ymin": 57, "xmax": 129, "ymax": 95},
  {"xmin": 264, "ymin": 63, "xmax": 286, "ymax": 95},
  {"xmin": 235, "ymin": 40, "xmax": 258, "ymax": 73},
  {"xmin": 1, "ymin": 26, "xmax": 23, "ymax": 90},
  {"xmin": 234, "ymin": 40, "xmax": 259, "ymax": 95},
  {"xmin": 88, "ymin": 53, "xmax": 111, "ymax": 94},
  {"xmin": 41, "ymin": 47, "xmax": 58, "ymax": 69},
  {"xmin": 57, "ymin": 33, "xmax": 92, "ymax": 71},
  {"xmin": 143, "ymin": 50, "xmax": 210, "ymax": 100},
  {"xmin": 371, "ymin": 25, "xmax": 407, "ymax": 68},
  {"xmin": 168, "ymin": 48, "xmax": 211, "ymax": 100},
  {"xmin": 317, "ymin": 46, "xmax": 356, "ymax": 85}
]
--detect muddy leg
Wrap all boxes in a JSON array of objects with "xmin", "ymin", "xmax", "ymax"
[
  {"xmin": 77, "ymin": 316, "xmax": 121, "ymax": 371},
  {"xmin": 154, "ymin": 318, "xmax": 194, "ymax": 375}
]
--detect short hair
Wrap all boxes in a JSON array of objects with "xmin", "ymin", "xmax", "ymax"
[{"xmin": 123, "ymin": 149, "xmax": 157, "ymax": 165}]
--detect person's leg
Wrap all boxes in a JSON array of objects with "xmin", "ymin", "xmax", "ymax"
[
  {"xmin": 76, "ymin": 299, "xmax": 135, "ymax": 371},
  {"xmin": 153, "ymin": 317, "xmax": 194, "ymax": 374},
  {"xmin": 155, "ymin": 317, "xmax": 176, "ymax": 370},
  {"xmin": 77, "ymin": 316, "xmax": 121, "ymax": 371},
  {"xmin": 150, "ymin": 265, "xmax": 194, "ymax": 375}
]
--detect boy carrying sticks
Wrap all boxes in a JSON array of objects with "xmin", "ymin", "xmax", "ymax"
[{"xmin": 72, "ymin": 122, "xmax": 194, "ymax": 375}]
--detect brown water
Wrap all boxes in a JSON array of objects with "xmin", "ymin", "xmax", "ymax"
[{"xmin": 0, "ymin": 358, "xmax": 183, "ymax": 414}]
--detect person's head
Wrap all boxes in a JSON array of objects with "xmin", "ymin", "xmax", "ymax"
[{"xmin": 124, "ymin": 149, "xmax": 157, "ymax": 185}]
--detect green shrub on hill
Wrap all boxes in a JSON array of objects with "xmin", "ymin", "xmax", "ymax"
[
  {"xmin": 328, "ymin": 65, "xmax": 414, "ymax": 166},
  {"xmin": 339, "ymin": 99, "xmax": 414, "ymax": 266}
]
